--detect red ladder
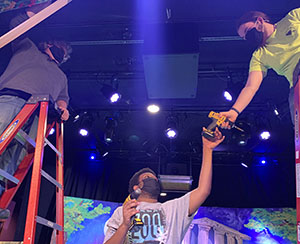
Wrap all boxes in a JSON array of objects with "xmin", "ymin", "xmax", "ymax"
[{"xmin": 0, "ymin": 95, "xmax": 65, "ymax": 244}]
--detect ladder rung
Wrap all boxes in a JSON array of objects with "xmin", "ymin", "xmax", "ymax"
[
  {"xmin": 44, "ymin": 138, "xmax": 62, "ymax": 159},
  {"xmin": 41, "ymin": 170, "xmax": 62, "ymax": 189},
  {"xmin": 17, "ymin": 129, "xmax": 36, "ymax": 148},
  {"xmin": 0, "ymin": 242, "xmax": 23, "ymax": 244},
  {"xmin": 0, "ymin": 168, "xmax": 19, "ymax": 184},
  {"xmin": 36, "ymin": 216, "xmax": 62, "ymax": 231}
]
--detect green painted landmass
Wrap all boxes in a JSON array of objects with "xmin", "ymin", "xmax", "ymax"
[
  {"xmin": 64, "ymin": 197, "xmax": 112, "ymax": 239},
  {"xmin": 244, "ymin": 208, "xmax": 296, "ymax": 244}
]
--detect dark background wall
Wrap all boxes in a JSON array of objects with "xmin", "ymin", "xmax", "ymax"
[{"xmin": 0, "ymin": 0, "xmax": 299, "ymax": 242}]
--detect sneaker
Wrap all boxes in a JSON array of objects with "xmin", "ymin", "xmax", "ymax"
[{"xmin": 0, "ymin": 208, "xmax": 10, "ymax": 220}]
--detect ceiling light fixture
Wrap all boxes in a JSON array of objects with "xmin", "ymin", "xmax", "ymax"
[{"xmin": 147, "ymin": 104, "xmax": 160, "ymax": 114}]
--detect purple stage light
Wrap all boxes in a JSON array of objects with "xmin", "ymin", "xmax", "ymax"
[
  {"xmin": 223, "ymin": 91, "xmax": 232, "ymax": 101},
  {"xmin": 165, "ymin": 128, "xmax": 177, "ymax": 139},
  {"xmin": 260, "ymin": 131, "xmax": 271, "ymax": 140},
  {"xmin": 90, "ymin": 154, "xmax": 96, "ymax": 160},
  {"xmin": 110, "ymin": 93, "xmax": 121, "ymax": 103},
  {"xmin": 79, "ymin": 129, "xmax": 88, "ymax": 136}
]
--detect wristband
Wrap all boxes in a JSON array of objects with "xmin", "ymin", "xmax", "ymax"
[{"xmin": 230, "ymin": 107, "xmax": 240, "ymax": 115}]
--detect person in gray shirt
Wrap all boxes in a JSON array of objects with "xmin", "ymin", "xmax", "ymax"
[
  {"xmin": 104, "ymin": 128, "xmax": 224, "ymax": 244},
  {"xmin": 0, "ymin": 1, "xmax": 71, "ymax": 220}
]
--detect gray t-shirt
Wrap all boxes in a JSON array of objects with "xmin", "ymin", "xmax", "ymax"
[
  {"xmin": 0, "ymin": 12, "xmax": 69, "ymax": 103},
  {"xmin": 104, "ymin": 192, "xmax": 195, "ymax": 244}
]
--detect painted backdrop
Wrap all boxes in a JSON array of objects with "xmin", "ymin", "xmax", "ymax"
[
  {"xmin": 64, "ymin": 196, "xmax": 296, "ymax": 244},
  {"xmin": 0, "ymin": 0, "xmax": 49, "ymax": 13}
]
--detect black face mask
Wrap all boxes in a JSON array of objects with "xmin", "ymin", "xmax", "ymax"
[
  {"xmin": 49, "ymin": 45, "xmax": 65, "ymax": 64},
  {"xmin": 141, "ymin": 178, "xmax": 161, "ymax": 199},
  {"xmin": 245, "ymin": 28, "xmax": 264, "ymax": 49}
]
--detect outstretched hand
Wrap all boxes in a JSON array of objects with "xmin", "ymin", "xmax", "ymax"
[{"xmin": 202, "ymin": 127, "xmax": 225, "ymax": 150}]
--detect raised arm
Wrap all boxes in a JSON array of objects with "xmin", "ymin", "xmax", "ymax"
[
  {"xmin": 220, "ymin": 70, "xmax": 264, "ymax": 124},
  {"xmin": 188, "ymin": 128, "xmax": 224, "ymax": 216}
]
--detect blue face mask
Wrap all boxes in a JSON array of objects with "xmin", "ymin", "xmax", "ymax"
[
  {"xmin": 245, "ymin": 28, "xmax": 264, "ymax": 48},
  {"xmin": 49, "ymin": 45, "xmax": 65, "ymax": 64}
]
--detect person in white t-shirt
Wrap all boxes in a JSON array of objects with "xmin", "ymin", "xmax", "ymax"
[{"xmin": 104, "ymin": 128, "xmax": 224, "ymax": 244}]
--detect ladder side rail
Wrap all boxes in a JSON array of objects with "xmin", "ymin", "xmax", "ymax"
[
  {"xmin": 23, "ymin": 101, "xmax": 49, "ymax": 244},
  {"xmin": 56, "ymin": 121, "xmax": 64, "ymax": 244},
  {"xmin": 0, "ymin": 0, "xmax": 72, "ymax": 49},
  {"xmin": 0, "ymin": 123, "xmax": 55, "ymax": 210},
  {"xmin": 0, "ymin": 103, "xmax": 39, "ymax": 154}
]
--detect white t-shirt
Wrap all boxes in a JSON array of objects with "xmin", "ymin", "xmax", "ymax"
[{"xmin": 104, "ymin": 192, "xmax": 195, "ymax": 244}]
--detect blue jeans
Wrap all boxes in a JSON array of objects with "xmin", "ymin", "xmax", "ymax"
[{"xmin": 0, "ymin": 96, "xmax": 28, "ymax": 196}]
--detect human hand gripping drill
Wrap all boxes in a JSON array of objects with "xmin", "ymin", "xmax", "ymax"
[
  {"xmin": 202, "ymin": 111, "xmax": 244, "ymax": 139},
  {"xmin": 123, "ymin": 188, "xmax": 144, "ymax": 232}
]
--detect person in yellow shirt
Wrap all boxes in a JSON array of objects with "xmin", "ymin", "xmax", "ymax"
[{"xmin": 221, "ymin": 8, "xmax": 300, "ymax": 125}]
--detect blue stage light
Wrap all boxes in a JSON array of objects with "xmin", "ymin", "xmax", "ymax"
[
  {"xmin": 90, "ymin": 153, "xmax": 96, "ymax": 160},
  {"xmin": 49, "ymin": 128, "xmax": 55, "ymax": 135}
]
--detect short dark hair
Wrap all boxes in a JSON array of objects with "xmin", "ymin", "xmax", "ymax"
[
  {"xmin": 236, "ymin": 11, "xmax": 271, "ymax": 31},
  {"xmin": 38, "ymin": 40, "xmax": 72, "ymax": 63},
  {"xmin": 128, "ymin": 168, "xmax": 157, "ymax": 193}
]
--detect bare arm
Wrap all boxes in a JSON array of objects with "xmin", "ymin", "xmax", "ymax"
[
  {"xmin": 220, "ymin": 70, "xmax": 264, "ymax": 123},
  {"xmin": 189, "ymin": 128, "xmax": 224, "ymax": 216},
  {"xmin": 104, "ymin": 224, "xmax": 130, "ymax": 244}
]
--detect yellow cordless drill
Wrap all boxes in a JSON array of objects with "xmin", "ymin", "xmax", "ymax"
[{"xmin": 202, "ymin": 111, "xmax": 244, "ymax": 139}]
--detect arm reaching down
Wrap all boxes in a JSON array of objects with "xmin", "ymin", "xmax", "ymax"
[{"xmin": 220, "ymin": 70, "xmax": 264, "ymax": 127}]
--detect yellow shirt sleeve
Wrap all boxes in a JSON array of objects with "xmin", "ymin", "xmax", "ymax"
[{"xmin": 249, "ymin": 51, "xmax": 268, "ymax": 74}]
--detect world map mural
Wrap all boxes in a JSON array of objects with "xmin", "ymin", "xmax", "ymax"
[
  {"xmin": 64, "ymin": 196, "xmax": 121, "ymax": 244},
  {"xmin": 64, "ymin": 196, "xmax": 296, "ymax": 244}
]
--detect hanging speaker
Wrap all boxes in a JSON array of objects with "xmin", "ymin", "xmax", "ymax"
[{"xmin": 143, "ymin": 23, "xmax": 199, "ymax": 99}]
